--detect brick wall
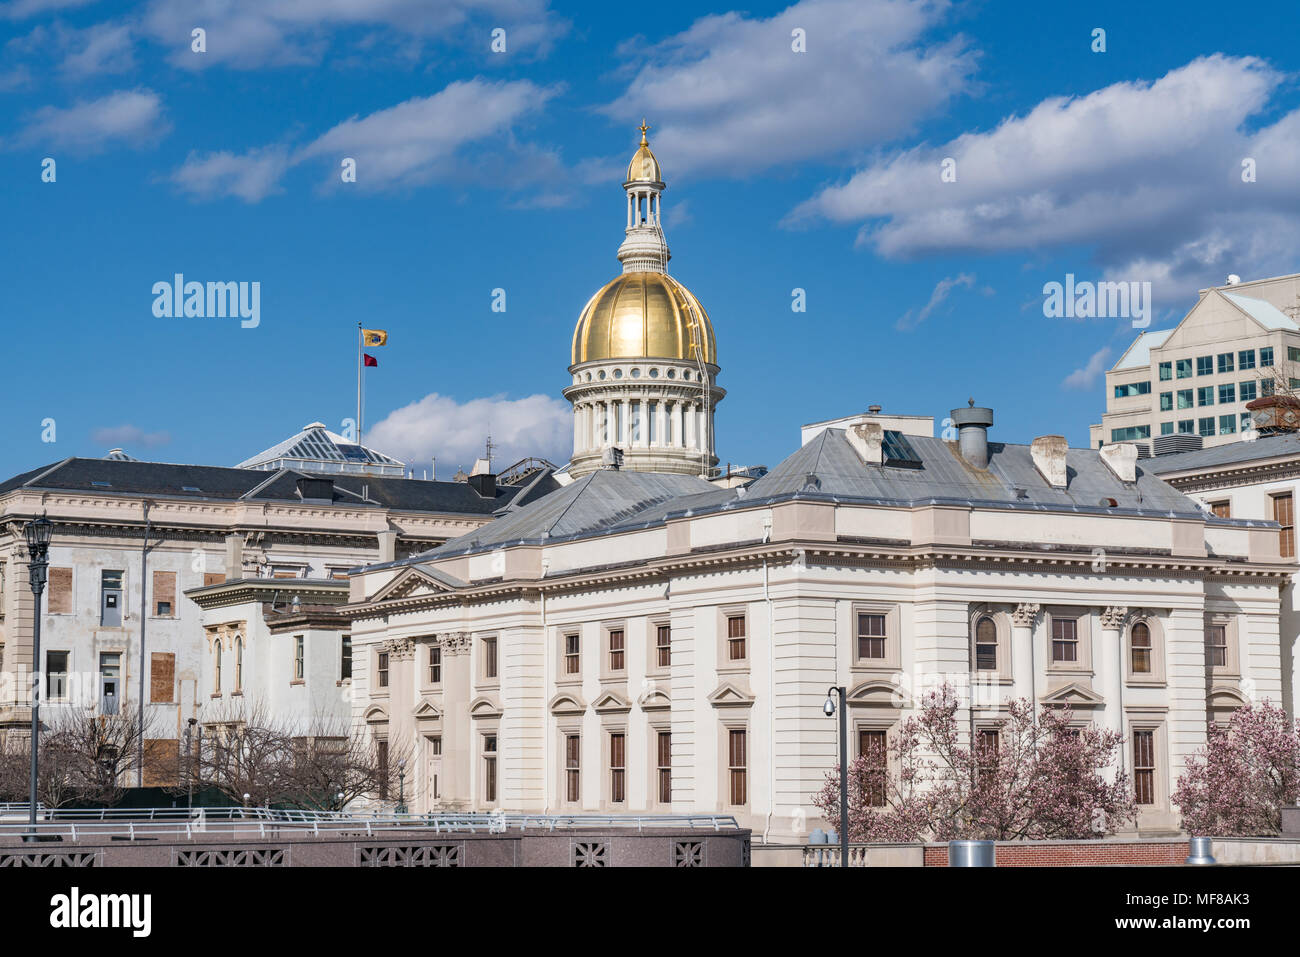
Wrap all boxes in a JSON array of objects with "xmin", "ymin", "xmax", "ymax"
[{"xmin": 923, "ymin": 840, "xmax": 1189, "ymax": 866}]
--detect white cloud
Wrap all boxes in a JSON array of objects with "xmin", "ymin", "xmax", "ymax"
[
  {"xmin": 171, "ymin": 78, "xmax": 557, "ymax": 201},
  {"xmin": 91, "ymin": 424, "xmax": 172, "ymax": 449},
  {"xmin": 793, "ymin": 55, "xmax": 1300, "ymax": 302},
  {"xmin": 60, "ymin": 21, "xmax": 134, "ymax": 75},
  {"xmin": 365, "ymin": 392, "xmax": 571, "ymax": 473},
  {"xmin": 896, "ymin": 272, "xmax": 975, "ymax": 330},
  {"xmin": 11, "ymin": 88, "xmax": 168, "ymax": 152},
  {"xmin": 602, "ymin": 0, "xmax": 975, "ymax": 177},
  {"xmin": 1062, "ymin": 347, "xmax": 1111, "ymax": 391},
  {"xmin": 141, "ymin": 0, "xmax": 565, "ymax": 69}
]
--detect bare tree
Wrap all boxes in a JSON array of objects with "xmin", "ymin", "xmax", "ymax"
[{"xmin": 45, "ymin": 706, "xmax": 161, "ymax": 805}]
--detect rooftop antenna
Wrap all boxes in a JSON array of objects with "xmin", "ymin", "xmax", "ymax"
[{"xmin": 485, "ymin": 434, "xmax": 497, "ymax": 471}]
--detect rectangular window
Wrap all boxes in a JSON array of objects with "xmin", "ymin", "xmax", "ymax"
[
  {"xmin": 1241, "ymin": 412, "xmax": 1253, "ymax": 431},
  {"xmin": 99, "ymin": 652, "xmax": 121, "ymax": 713},
  {"xmin": 608, "ymin": 629, "xmax": 625, "ymax": 672},
  {"xmin": 1289, "ymin": 346, "xmax": 1300, "ymax": 363},
  {"xmin": 1240, "ymin": 381, "xmax": 1257, "ymax": 402},
  {"xmin": 340, "ymin": 635, "xmax": 352, "ymax": 680},
  {"xmin": 483, "ymin": 734, "xmax": 497, "ymax": 804},
  {"xmin": 377, "ymin": 739, "xmax": 389, "ymax": 800},
  {"xmin": 1160, "ymin": 422, "xmax": 1174, "ymax": 435},
  {"xmin": 428, "ymin": 644, "xmax": 441, "ymax": 684},
  {"xmin": 100, "ymin": 570, "xmax": 123, "ymax": 626},
  {"xmin": 1198, "ymin": 417, "xmax": 1215, "ymax": 437},
  {"xmin": 1113, "ymin": 381, "xmax": 1151, "ymax": 398},
  {"xmin": 565, "ymin": 734, "xmax": 580, "ymax": 803},
  {"xmin": 1176, "ymin": 389, "xmax": 1193, "ymax": 410},
  {"xmin": 1051, "ymin": 618, "xmax": 1078, "ymax": 663},
  {"xmin": 1133, "ymin": 730, "xmax": 1155, "ymax": 805},
  {"xmin": 857, "ymin": 612, "xmax": 887, "ymax": 660},
  {"xmin": 377, "ymin": 651, "xmax": 389, "ymax": 689},
  {"xmin": 1219, "ymin": 414, "xmax": 1236, "ymax": 435},
  {"xmin": 47, "ymin": 567, "xmax": 72, "ymax": 614},
  {"xmin": 1110, "ymin": 426, "xmax": 1151, "ymax": 442},
  {"xmin": 655, "ymin": 624, "xmax": 671, "ymax": 668},
  {"xmin": 293, "ymin": 635, "xmax": 304, "ymax": 681},
  {"xmin": 152, "ymin": 570, "xmax": 176, "ymax": 617},
  {"xmin": 1197, "ymin": 386, "xmax": 1214, "ymax": 407},
  {"xmin": 977, "ymin": 729, "xmax": 1000, "ymax": 779},
  {"xmin": 609, "ymin": 732, "xmax": 626, "ymax": 804},
  {"xmin": 727, "ymin": 729, "xmax": 747, "ymax": 806},
  {"xmin": 1210, "ymin": 500, "xmax": 1231, "ymax": 518},
  {"xmin": 564, "ymin": 633, "xmax": 580, "ymax": 675},
  {"xmin": 1158, "ymin": 361, "xmax": 1172, "ymax": 381},
  {"xmin": 1239, "ymin": 349, "xmax": 1256, "ymax": 370},
  {"xmin": 1178, "ymin": 419, "xmax": 1195, "ymax": 434},
  {"xmin": 656, "ymin": 731, "xmax": 672, "ymax": 805},
  {"xmin": 1263, "ymin": 378, "xmax": 1276, "ymax": 397},
  {"xmin": 726, "ymin": 616, "xmax": 747, "ymax": 661},
  {"xmin": 1197, "ymin": 355, "xmax": 1213, "ymax": 376},
  {"xmin": 483, "ymin": 637, "xmax": 498, "ymax": 679},
  {"xmin": 47, "ymin": 650, "xmax": 69, "ymax": 699},
  {"xmin": 1218, "ymin": 383, "xmax": 1235, "ymax": 404},
  {"xmin": 203, "ymin": 572, "xmax": 224, "ymax": 587},
  {"xmin": 1159, "ymin": 392, "xmax": 1173, "ymax": 412},
  {"xmin": 1130, "ymin": 623, "xmax": 1152, "ymax": 674},
  {"xmin": 1217, "ymin": 352, "xmax": 1234, "ymax": 374},
  {"xmin": 1276, "ymin": 492, "xmax": 1295, "ymax": 560},
  {"xmin": 1205, "ymin": 624, "xmax": 1227, "ymax": 668},
  {"xmin": 1261, "ymin": 346, "xmax": 1275, "ymax": 367},
  {"xmin": 1176, "ymin": 358, "xmax": 1193, "ymax": 379},
  {"xmin": 150, "ymin": 652, "xmax": 175, "ymax": 703},
  {"xmin": 860, "ymin": 729, "xmax": 887, "ymax": 808}
]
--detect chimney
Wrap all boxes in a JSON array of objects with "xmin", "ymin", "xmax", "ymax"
[
  {"xmin": 601, "ymin": 447, "xmax": 624, "ymax": 471},
  {"xmin": 468, "ymin": 472, "xmax": 497, "ymax": 498},
  {"xmin": 224, "ymin": 533, "xmax": 243, "ymax": 582},
  {"xmin": 1031, "ymin": 435, "xmax": 1069, "ymax": 488},
  {"xmin": 430, "ymin": 457, "xmax": 436, "ymax": 482},
  {"xmin": 1099, "ymin": 442, "xmax": 1138, "ymax": 483},
  {"xmin": 846, "ymin": 422, "xmax": 884, "ymax": 465},
  {"xmin": 949, "ymin": 400, "xmax": 994, "ymax": 469}
]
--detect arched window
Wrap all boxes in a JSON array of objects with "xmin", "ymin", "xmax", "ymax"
[
  {"xmin": 975, "ymin": 616, "xmax": 998, "ymax": 670},
  {"xmin": 214, "ymin": 641, "xmax": 222, "ymax": 693},
  {"xmin": 235, "ymin": 637, "xmax": 243, "ymax": 692},
  {"xmin": 1130, "ymin": 622, "xmax": 1151, "ymax": 674}
]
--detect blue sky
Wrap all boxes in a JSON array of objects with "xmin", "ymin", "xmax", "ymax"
[{"xmin": 4, "ymin": 0, "xmax": 1300, "ymax": 478}]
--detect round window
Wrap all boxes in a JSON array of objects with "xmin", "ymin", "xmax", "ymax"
[
  {"xmin": 683, "ymin": 370, "xmax": 691, "ymax": 381},
  {"xmin": 631, "ymin": 368, "xmax": 641, "ymax": 378},
  {"xmin": 597, "ymin": 370, "xmax": 606, "ymax": 380},
  {"xmin": 613, "ymin": 369, "xmax": 624, "ymax": 379},
  {"xmin": 649, "ymin": 368, "xmax": 659, "ymax": 378},
  {"xmin": 666, "ymin": 369, "xmax": 676, "ymax": 379}
]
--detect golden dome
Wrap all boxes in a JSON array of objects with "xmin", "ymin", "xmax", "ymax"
[
  {"xmin": 572, "ymin": 272, "xmax": 716, "ymax": 365},
  {"xmin": 626, "ymin": 119, "xmax": 663, "ymax": 184}
]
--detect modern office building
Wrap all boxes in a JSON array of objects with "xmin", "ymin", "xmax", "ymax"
[{"xmin": 1091, "ymin": 273, "xmax": 1300, "ymax": 451}]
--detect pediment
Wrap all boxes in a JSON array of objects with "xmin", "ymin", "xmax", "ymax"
[
  {"xmin": 468, "ymin": 695, "xmax": 503, "ymax": 719},
  {"xmin": 1040, "ymin": 682, "xmax": 1106, "ymax": 708},
  {"xmin": 1208, "ymin": 684, "xmax": 1249, "ymax": 712},
  {"xmin": 368, "ymin": 565, "xmax": 463, "ymax": 604},
  {"xmin": 412, "ymin": 698, "xmax": 442, "ymax": 722},
  {"xmin": 847, "ymin": 678, "xmax": 906, "ymax": 709},
  {"xmin": 592, "ymin": 690, "xmax": 632, "ymax": 715},
  {"xmin": 707, "ymin": 681, "xmax": 756, "ymax": 709},
  {"xmin": 638, "ymin": 688, "xmax": 672, "ymax": 712},
  {"xmin": 363, "ymin": 704, "xmax": 389, "ymax": 725},
  {"xmin": 549, "ymin": 692, "xmax": 587, "ymax": 716}
]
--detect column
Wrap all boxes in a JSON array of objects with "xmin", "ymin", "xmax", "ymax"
[
  {"xmin": 1099, "ymin": 606, "xmax": 1127, "ymax": 741},
  {"xmin": 572, "ymin": 405, "xmax": 582, "ymax": 454},
  {"xmin": 605, "ymin": 400, "xmax": 614, "ymax": 447},
  {"xmin": 1011, "ymin": 603, "xmax": 1039, "ymax": 710},
  {"xmin": 673, "ymin": 401, "xmax": 683, "ymax": 448},
  {"xmin": 655, "ymin": 399, "xmax": 666, "ymax": 448},
  {"xmin": 437, "ymin": 634, "xmax": 473, "ymax": 806},
  {"xmin": 620, "ymin": 398, "xmax": 630, "ymax": 446},
  {"xmin": 685, "ymin": 403, "xmax": 697, "ymax": 450},
  {"xmin": 635, "ymin": 398, "xmax": 647, "ymax": 448}
]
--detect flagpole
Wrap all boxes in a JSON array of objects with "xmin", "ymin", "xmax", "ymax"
[{"xmin": 356, "ymin": 319, "xmax": 361, "ymax": 442}]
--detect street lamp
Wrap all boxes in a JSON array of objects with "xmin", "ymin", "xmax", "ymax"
[
  {"xmin": 23, "ymin": 514, "xmax": 52, "ymax": 839},
  {"xmin": 396, "ymin": 758, "xmax": 407, "ymax": 815},
  {"xmin": 823, "ymin": 685, "xmax": 849, "ymax": 868}
]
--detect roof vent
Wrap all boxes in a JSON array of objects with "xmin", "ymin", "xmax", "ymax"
[
  {"xmin": 1099, "ymin": 442, "xmax": 1138, "ymax": 483},
  {"xmin": 1030, "ymin": 435, "xmax": 1069, "ymax": 488},
  {"xmin": 949, "ymin": 400, "xmax": 994, "ymax": 469},
  {"xmin": 303, "ymin": 421, "xmax": 327, "ymax": 431},
  {"xmin": 867, "ymin": 405, "xmax": 882, "ymax": 415}
]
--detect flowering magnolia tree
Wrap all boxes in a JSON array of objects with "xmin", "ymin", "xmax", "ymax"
[
  {"xmin": 812, "ymin": 685, "xmax": 1137, "ymax": 842},
  {"xmin": 1172, "ymin": 701, "xmax": 1300, "ymax": 836}
]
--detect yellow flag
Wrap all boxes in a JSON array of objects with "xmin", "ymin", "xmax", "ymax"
[{"xmin": 362, "ymin": 329, "xmax": 388, "ymax": 346}]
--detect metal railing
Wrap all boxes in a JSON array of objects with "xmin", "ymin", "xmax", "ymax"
[{"xmin": 0, "ymin": 806, "xmax": 740, "ymax": 842}]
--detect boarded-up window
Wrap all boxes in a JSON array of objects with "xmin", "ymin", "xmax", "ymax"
[
  {"xmin": 143, "ymin": 738, "xmax": 180, "ymax": 787},
  {"xmin": 47, "ymin": 567, "xmax": 72, "ymax": 614},
  {"xmin": 152, "ymin": 570, "xmax": 176, "ymax": 617},
  {"xmin": 151, "ymin": 652, "xmax": 175, "ymax": 702},
  {"xmin": 203, "ymin": 572, "xmax": 224, "ymax": 587}
]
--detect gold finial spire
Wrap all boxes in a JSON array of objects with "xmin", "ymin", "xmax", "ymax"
[{"xmin": 639, "ymin": 118, "xmax": 650, "ymax": 146}]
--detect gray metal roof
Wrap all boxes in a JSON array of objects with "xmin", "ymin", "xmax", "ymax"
[
  {"xmin": 1145, "ymin": 433, "xmax": 1300, "ymax": 474},
  {"xmin": 408, "ymin": 429, "xmax": 1203, "ymax": 563}
]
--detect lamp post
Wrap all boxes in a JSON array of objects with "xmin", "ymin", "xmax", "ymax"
[
  {"xmin": 23, "ymin": 515, "xmax": 52, "ymax": 839},
  {"xmin": 823, "ymin": 685, "xmax": 848, "ymax": 868},
  {"xmin": 396, "ymin": 758, "xmax": 407, "ymax": 814}
]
